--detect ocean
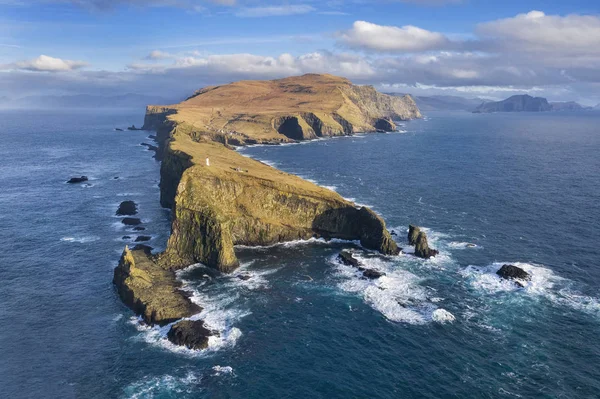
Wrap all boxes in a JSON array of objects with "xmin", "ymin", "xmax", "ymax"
[{"xmin": 0, "ymin": 108, "xmax": 599, "ymax": 398}]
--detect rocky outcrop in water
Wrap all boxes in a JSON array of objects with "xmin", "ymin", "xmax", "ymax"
[
  {"xmin": 338, "ymin": 251, "xmax": 359, "ymax": 267},
  {"xmin": 116, "ymin": 200, "xmax": 137, "ymax": 216},
  {"xmin": 496, "ymin": 264, "xmax": 530, "ymax": 287},
  {"xmin": 121, "ymin": 217, "xmax": 141, "ymax": 226},
  {"xmin": 112, "ymin": 246, "xmax": 201, "ymax": 325},
  {"xmin": 408, "ymin": 225, "xmax": 420, "ymax": 246},
  {"xmin": 413, "ymin": 229, "xmax": 439, "ymax": 259},
  {"xmin": 67, "ymin": 176, "xmax": 88, "ymax": 184},
  {"xmin": 167, "ymin": 320, "xmax": 212, "ymax": 350}
]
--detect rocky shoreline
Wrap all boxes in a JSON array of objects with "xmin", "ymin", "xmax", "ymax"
[{"xmin": 113, "ymin": 74, "xmax": 423, "ymax": 349}]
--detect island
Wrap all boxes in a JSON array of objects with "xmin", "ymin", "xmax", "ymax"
[
  {"xmin": 113, "ymin": 73, "xmax": 422, "ymax": 345},
  {"xmin": 473, "ymin": 94, "xmax": 552, "ymax": 113}
]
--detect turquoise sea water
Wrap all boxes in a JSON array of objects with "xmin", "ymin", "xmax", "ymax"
[{"xmin": 0, "ymin": 109, "xmax": 599, "ymax": 398}]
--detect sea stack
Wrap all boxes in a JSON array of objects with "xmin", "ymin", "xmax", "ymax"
[
  {"xmin": 408, "ymin": 225, "xmax": 420, "ymax": 246},
  {"xmin": 411, "ymin": 227, "xmax": 439, "ymax": 259}
]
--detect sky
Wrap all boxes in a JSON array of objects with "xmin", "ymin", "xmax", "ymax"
[{"xmin": 1, "ymin": 0, "xmax": 600, "ymax": 104}]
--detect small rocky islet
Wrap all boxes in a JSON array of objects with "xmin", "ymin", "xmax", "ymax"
[{"xmin": 113, "ymin": 73, "xmax": 426, "ymax": 349}]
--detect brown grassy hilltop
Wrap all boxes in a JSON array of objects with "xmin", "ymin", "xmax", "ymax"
[
  {"xmin": 144, "ymin": 73, "xmax": 421, "ymax": 144},
  {"xmin": 114, "ymin": 74, "xmax": 421, "ymax": 331}
]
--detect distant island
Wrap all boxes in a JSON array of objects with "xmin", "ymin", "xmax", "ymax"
[
  {"xmin": 473, "ymin": 94, "xmax": 592, "ymax": 113},
  {"xmin": 473, "ymin": 94, "xmax": 552, "ymax": 113},
  {"xmin": 113, "ymin": 73, "xmax": 422, "ymax": 348}
]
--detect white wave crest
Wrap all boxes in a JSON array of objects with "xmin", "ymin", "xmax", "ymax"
[
  {"xmin": 60, "ymin": 236, "xmax": 100, "ymax": 243},
  {"xmin": 432, "ymin": 308, "xmax": 456, "ymax": 324},
  {"xmin": 331, "ymin": 252, "xmax": 439, "ymax": 324},
  {"xmin": 460, "ymin": 262, "xmax": 600, "ymax": 318},
  {"xmin": 123, "ymin": 371, "xmax": 202, "ymax": 399},
  {"xmin": 212, "ymin": 365, "xmax": 234, "ymax": 376}
]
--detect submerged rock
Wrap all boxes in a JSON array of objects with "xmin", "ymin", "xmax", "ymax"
[
  {"xmin": 337, "ymin": 251, "xmax": 359, "ymax": 267},
  {"xmin": 167, "ymin": 319, "xmax": 213, "ymax": 350},
  {"xmin": 67, "ymin": 176, "xmax": 88, "ymax": 184},
  {"xmin": 115, "ymin": 128, "xmax": 124, "ymax": 131},
  {"xmin": 237, "ymin": 274, "xmax": 251, "ymax": 281},
  {"xmin": 497, "ymin": 264, "xmax": 530, "ymax": 287},
  {"xmin": 116, "ymin": 200, "xmax": 138, "ymax": 216},
  {"xmin": 408, "ymin": 224, "xmax": 420, "ymax": 246},
  {"xmin": 359, "ymin": 267, "xmax": 386, "ymax": 279},
  {"xmin": 141, "ymin": 142, "xmax": 159, "ymax": 152},
  {"xmin": 121, "ymin": 217, "xmax": 141, "ymax": 226},
  {"xmin": 414, "ymin": 231, "xmax": 439, "ymax": 259},
  {"xmin": 135, "ymin": 235, "xmax": 151, "ymax": 242},
  {"xmin": 132, "ymin": 226, "xmax": 146, "ymax": 231}
]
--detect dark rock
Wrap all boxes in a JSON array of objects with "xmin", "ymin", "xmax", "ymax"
[
  {"xmin": 135, "ymin": 235, "xmax": 151, "ymax": 242},
  {"xmin": 497, "ymin": 264, "xmax": 530, "ymax": 286},
  {"xmin": 127, "ymin": 125, "xmax": 141, "ymax": 131},
  {"xmin": 359, "ymin": 267, "xmax": 386, "ymax": 279},
  {"xmin": 131, "ymin": 244, "xmax": 153, "ymax": 253},
  {"xmin": 167, "ymin": 320, "xmax": 212, "ymax": 350},
  {"xmin": 237, "ymin": 274, "xmax": 251, "ymax": 281},
  {"xmin": 67, "ymin": 176, "xmax": 88, "ymax": 184},
  {"xmin": 374, "ymin": 118, "xmax": 396, "ymax": 132},
  {"xmin": 337, "ymin": 250, "xmax": 359, "ymax": 267},
  {"xmin": 141, "ymin": 142, "xmax": 159, "ymax": 152},
  {"xmin": 390, "ymin": 230, "xmax": 397, "ymax": 236},
  {"xmin": 116, "ymin": 200, "xmax": 138, "ymax": 216},
  {"xmin": 121, "ymin": 217, "xmax": 142, "ymax": 226},
  {"xmin": 115, "ymin": 128, "xmax": 124, "ymax": 131},
  {"xmin": 113, "ymin": 176, "xmax": 119, "ymax": 179},
  {"xmin": 122, "ymin": 236, "xmax": 131, "ymax": 240},
  {"xmin": 132, "ymin": 226, "xmax": 146, "ymax": 231},
  {"xmin": 414, "ymin": 231, "xmax": 439, "ymax": 259},
  {"xmin": 408, "ymin": 224, "xmax": 420, "ymax": 246}
]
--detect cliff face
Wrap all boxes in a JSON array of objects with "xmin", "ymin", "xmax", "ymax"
[
  {"xmin": 474, "ymin": 95, "xmax": 552, "ymax": 113},
  {"xmin": 161, "ymin": 156, "xmax": 400, "ymax": 272},
  {"xmin": 115, "ymin": 74, "xmax": 417, "ymax": 331}
]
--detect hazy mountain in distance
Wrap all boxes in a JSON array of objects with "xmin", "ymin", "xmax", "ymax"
[
  {"xmin": 550, "ymin": 101, "xmax": 591, "ymax": 111},
  {"xmin": 473, "ymin": 94, "xmax": 552, "ymax": 113},
  {"xmin": 387, "ymin": 93, "xmax": 486, "ymax": 111}
]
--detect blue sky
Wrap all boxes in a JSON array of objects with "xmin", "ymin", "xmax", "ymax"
[{"xmin": 1, "ymin": 0, "xmax": 600, "ymax": 104}]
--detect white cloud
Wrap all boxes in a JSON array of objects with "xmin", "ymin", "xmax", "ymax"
[
  {"xmin": 336, "ymin": 21, "xmax": 451, "ymax": 52},
  {"xmin": 1, "ymin": 55, "xmax": 88, "ymax": 72},
  {"xmin": 477, "ymin": 10, "xmax": 600, "ymax": 55},
  {"xmin": 145, "ymin": 50, "xmax": 174, "ymax": 60},
  {"xmin": 235, "ymin": 5, "xmax": 315, "ymax": 17}
]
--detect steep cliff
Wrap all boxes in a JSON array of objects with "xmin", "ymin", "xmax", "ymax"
[{"xmin": 160, "ymin": 138, "xmax": 400, "ymax": 272}]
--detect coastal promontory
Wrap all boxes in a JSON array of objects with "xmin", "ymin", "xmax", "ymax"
[{"xmin": 114, "ymin": 73, "xmax": 421, "ymax": 340}]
